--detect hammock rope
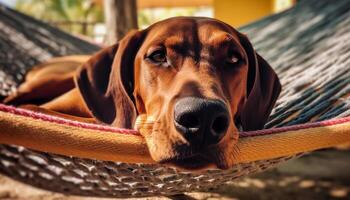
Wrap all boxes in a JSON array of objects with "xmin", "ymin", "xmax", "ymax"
[
  {"xmin": 0, "ymin": 0, "xmax": 349, "ymax": 197},
  {"xmin": 0, "ymin": 104, "xmax": 350, "ymax": 164}
]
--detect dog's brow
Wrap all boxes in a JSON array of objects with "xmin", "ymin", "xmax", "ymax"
[
  {"xmin": 206, "ymin": 33, "xmax": 237, "ymax": 47},
  {"xmin": 164, "ymin": 36, "xmax": 193, "ymax": 55},
  {"xmin": 165, "ymin": 36, "xmax": 187, "ymax": 47}
]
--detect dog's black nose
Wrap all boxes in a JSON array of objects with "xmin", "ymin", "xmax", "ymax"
[{"xmin": 174, "ymin": 97, "xmax": 230, "ymax": 146}]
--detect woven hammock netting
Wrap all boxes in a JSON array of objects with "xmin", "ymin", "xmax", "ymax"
[{"xmin": 0, "ymin": 0, "xmax": 349, "ymax": 197}]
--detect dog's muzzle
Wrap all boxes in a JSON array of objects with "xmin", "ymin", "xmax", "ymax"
[{"xmin": 174, "ymin": 97, "xmax": 230, "ymax": 146}]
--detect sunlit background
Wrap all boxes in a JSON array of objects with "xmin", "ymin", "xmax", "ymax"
[{"xmin": 0, "ymin": 0, "xmax": 294, "ymax": 43}]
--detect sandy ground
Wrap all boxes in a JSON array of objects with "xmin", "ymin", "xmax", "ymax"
[{"xmin": 0, "ymin": 149, "xmax": 349, "ymax": 200}]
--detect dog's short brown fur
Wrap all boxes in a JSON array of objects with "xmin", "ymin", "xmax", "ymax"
[{"xmin": 4, "ymin": 17, "xmax": 281, "ymax": 170}]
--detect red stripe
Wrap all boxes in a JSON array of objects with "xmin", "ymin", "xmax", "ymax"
[
  {"xmin": 0, "ymin": 104, "xmax": 349, "ymax": 138},
  {"xmin": 0, "ymin": 104, "xmax": 140, "ymax": 136},
  {"xmin": 240, "ymin": 117, "xmax": 350, "ymax": 137}
]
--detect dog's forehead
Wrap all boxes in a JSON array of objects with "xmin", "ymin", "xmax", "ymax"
[{"xmin": 144, "ymin": 17, "xmax": 238, "ymax": 45}]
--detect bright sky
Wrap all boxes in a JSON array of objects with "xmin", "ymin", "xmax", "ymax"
[{"xmin": 0, "ymin": 0, "xmax": 16, "ymax": 7}]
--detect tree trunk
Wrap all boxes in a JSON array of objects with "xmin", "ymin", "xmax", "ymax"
[{"xmin": 104, "ymin": 0, "xmax": 138, "ymax": 45}]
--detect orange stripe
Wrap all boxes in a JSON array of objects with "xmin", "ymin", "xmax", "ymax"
[{"xmin": 0, "ymin": 110, "xmax": 350, "ymax": 164}]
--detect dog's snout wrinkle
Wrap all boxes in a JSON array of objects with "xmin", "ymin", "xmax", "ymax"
[{"xmin": 174, "ymin": 97, "xmax": 230, "ymax": 146}]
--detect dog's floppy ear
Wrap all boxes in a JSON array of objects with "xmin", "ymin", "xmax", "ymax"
[
  {"xmin": 238, "ymin": 34, "xmax": 281, "ymax": 131},
  {"xmin": 75, "ymin": 30, "xmax": 145, "ymax": 128}
]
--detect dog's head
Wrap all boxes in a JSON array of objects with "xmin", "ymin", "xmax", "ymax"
[{"xmin": 76, "ymin": 17, "xmax": 281, "ymax": 170}]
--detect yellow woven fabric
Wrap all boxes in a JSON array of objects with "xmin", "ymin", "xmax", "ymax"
[{"xmin": 0, "ymin": 110, "xmax": 349, "ymax": 164}]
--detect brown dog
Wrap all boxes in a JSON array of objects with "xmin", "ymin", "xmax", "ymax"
[{"xmin": 4, "ymin": 17, "xmax": 281, "ymax": 170}]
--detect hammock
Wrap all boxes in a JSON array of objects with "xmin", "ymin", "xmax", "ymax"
[{"xmin": 0, "ymin": 0, "xmax": 349, "ymax": 198}]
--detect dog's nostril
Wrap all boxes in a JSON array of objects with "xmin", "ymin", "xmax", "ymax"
[
  {"xmin": 174, "ymin": 111, "xmax": 201, "ymax": 142},
  {"xmin": 211, "ymin": 115, "xmax": 229, "ymax": 136},
  {"xmin": 178, "ymin": 113, "xmax": 200, "ymax": 130}
]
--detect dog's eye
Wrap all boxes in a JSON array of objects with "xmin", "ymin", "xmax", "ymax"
[
  {"xmin": 226, "ymin": 53, "xmax": 241, "ymax": 65},
  {"xmin": 148, "ymin": 49, "xmax": 167, "ymax": 64}
]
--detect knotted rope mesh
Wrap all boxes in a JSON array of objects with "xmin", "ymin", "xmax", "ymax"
[{"xmin": 0, "ymin": 0, "xmax": 349, "ymax": 197}]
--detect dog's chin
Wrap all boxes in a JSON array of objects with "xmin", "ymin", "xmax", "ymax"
[
  {"xmin": 160, "ymin": 154, "xmax": 216, "ymax": 171},
  {"xmin": 159, "ymin": 148, "xmax": 237, "ymax": 171}
]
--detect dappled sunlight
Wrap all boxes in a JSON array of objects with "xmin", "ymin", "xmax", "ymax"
[
  {"xmin": 330, "ymin": 188, "xmax": 348, "ymax": 198},
  {"xmin": 299, "ymin": 180, "xmax": 316, "ymax": 188},
  {"xmin": 208, "ymin": 172, "xmax": 350, "ymax": 200}
]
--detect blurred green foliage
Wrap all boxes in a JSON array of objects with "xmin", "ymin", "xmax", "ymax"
[
  {"xmin": 138, "ymin": 7, "xmax": 199, "ymax": 29},
  {"xmin": 16, "ymin": 0, "xmax": 103, "ymax": 36},
  {"xmin": 15, "ymin": 0, "xmax": 211, "ymax": 38}
]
